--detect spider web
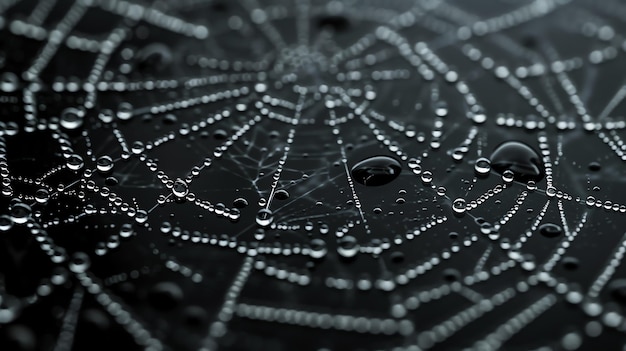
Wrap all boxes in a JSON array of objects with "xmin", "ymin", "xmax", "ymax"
[{"xmin": 1, "ymin": 0, "xmax": 626, "ymax": 350}]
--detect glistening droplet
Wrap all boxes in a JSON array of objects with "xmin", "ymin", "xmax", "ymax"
[
  {"xmin": 351, "ymin": 156, "xmax": 402, "ymax": 186},
  {"xmin": 490, "ymin": 141, "xmax": 544, "ymax": 182},
  {"xmin": 256, "ymin": 209, "xmax": 273, "ymax": 227},
  {"xmin": 538, "ymin": 223, "xmax": 563, "ymax": 238}
]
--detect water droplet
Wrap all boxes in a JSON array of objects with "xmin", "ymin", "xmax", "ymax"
[
  {"xmin": 69, "ymin": 252, "xmax": 91, "ymax": 273},
  {"xmin": 562, "ymin": 256, "xmax": 579, "ymax": 270},
  {"xmin": 131, "ymin": 141, "xmax": 145, "ymax": 154},
  {"xmin": 172, "ymin": 178, "xmax": 189, "ymax": 198},
  {"xmin": 34, "ymin": 188, "xmax": 49, "ymax": 204},
  {"xmin": 588, "ymin": 162, "xmax": 602, "ymax": 171},
  {"xmin": 502, "ymin": 169, "xmax": 515, "ymax": 183},
  {"xmin": 452, "ymin": 198, "xmax": 466, "ymax": 214},
  {"xmin": 390, "ymin": 251, "xmax": 404, "ymax": 263},
  {"xmin": 317, "ymin": 15, "xmax": 350, "ymax": 32},
  {"xmin": 147, "ymin": 281, "xmax": 183, "ymax": 310},
  {"xmin": 119, "ymin": 223, "xmax": 134, "ymax": 238},
  {"xmin": 609, "ymin": 279, "xmax": 626, "ymax": 304},
  {"xmin": 539, "ymin": 223, "xmax": 563, "ymax": 238},
  {"xmin": 98, "ymin": 109, "xmax": 114, "ymax": 123},
  {"xmin": 0, "ymin": 215, "xmax": 13, "ymax": 231},
  {"xmin": 117, "ymin": 102, "xmax": 134, "ymax": 120},
  {"xmin": 60, "ymin": 107, "xmax": 84, "ymax": 130},
  {"xmin": 0, "ymin": 295, "xmax": 21, "ymax": 323},
  {"xmin": 256, "ymin": 209, "xmax": 273, "ymax": 227},
  {"xmin": 274, "ymin": 189, "xmax": 290, "ymax": 200},
  {"xmin": 351, "ymin": 156, "xmax": 402, "ymax": 186},
  {"xmin": 337, "ymin": 236, "xmax": 359, "ymax": 258},
  {"xmin": 9, "ymin": 203, "xmax": 31, "ymax": 224},
  {"xmin": 490, "ymin": 141, "xmax": 544, "ymax": 182},
  {"xmin": 309, "ymin": 238, "xmax": 327, "ymax": 259},
  {"xmin": 96, "ymin": 156, "xmax": 114, "ymax": 173},
  {"xmin": 474, "ymin": 157, "xmax": 491, "ymax": 175},
  {"xmin": 233, "ymin": 198, "xmax": 248, "ymax": 208},
  {"xmin": 135, "ymin": 43, "xmax": 173, "ymax": 71},
  {"xmin": 0, "ymin": 72, "xmax": 19, "ymax": 92},
  {"xmin": 66, "ymin": 154, "xmax": 84, "ymax": 171}
]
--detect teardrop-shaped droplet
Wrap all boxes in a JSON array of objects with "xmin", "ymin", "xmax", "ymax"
[
  {"xmin": 490, "ymin": 141, "xmax": 544, "ymax": 182},
  {"xmin": 351, "ymin": 156, "xmax": 402, "ymax": 186}
]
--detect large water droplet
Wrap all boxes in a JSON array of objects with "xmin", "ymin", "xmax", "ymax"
[
  {"xmin": 490, "ymin": 141, "xmax": 544, "ymax": 182},
  {"xmin": 351, "ymin": 156, "xmax": 402, "ymax": 186}
]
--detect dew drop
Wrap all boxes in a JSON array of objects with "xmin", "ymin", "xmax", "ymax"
[
  {"xmin": 452, "ymin": 198, "xmax": 467, "ymax": 214},
  {"xmin": 59, "ymin": 107, "xmax": 84, "ymax": 130},
  {"xmin": 490, "ymin": 141, "xmax": 544, "ymax": 182},
  {"xmin": 609, "ymin": 279, "xmax": 626, "ymax": 304},
  {"xmin": 96, "ymin": 155, "xmax": 114, "ymax": 173},
  {"xmin": 147, "ymin": 281, "xmax": 183, "ymax": 310},
  {"xmin": 66, "ymin": 154, "xmax": 84, "ymax": 171},
  {"xmin": 69, "ymin": 252, "xmax": 91, "ymax": 273},
  {"xmin": 274, "ymin": 189, "xmax": 290, "ymax": 200},
  {"xmin": 309, "ymin": 238, "xmax": 327, "ymax": 259},
  {"xmin": 588, "ymin": 162, "xmax": 602, "ymax": 171},
  {"xmin": 172, "ymin": 178, "xmax": 189, "ymax": 198},
  {"xmin": 538, "ymin": 223, "xmax": 563, "ymax": 238},
  {"xmin": 256, "ymin": 209, "xmax": 273, "ymax": 227},
  {"xmin": 0, "ymin": 72, "xmax": 19, "ymax": 92},
  {"xmin": 135, "ymin": 43, "xmax": 173, "ymax": 71},
  {"xmin": 351, "ymin": 156, "xmax": 402, "ymax": 186},
  {"xmin": 119, "ymin": 223, "xmax": 134, "ymax": 238},
  {"xmin": 233, "ymin": 197, "xmax": 248, "ymax": 208},
  {"xmin": 117, "ymin": 102, "xmax": 134, "ymax": 120},
  {"xmin": 9, "ymin": 203, "xmax": 31, "ymax": 224},
  {"xmin": 501, "ymin": 169, "xmax": 515, "ymax": 183},
  {"xmin": 98, "ymin": 109, "xmax": 114, "ymax": 124},
  {"xmin": 474, "ymin": 157, "xmax": 491, "ymax": 176},
  {"xmin": 337, "ymin": 236, "xmax": 359, "ymax": 258},
  {"xmin": 34, "ymin": 188, "xmax": 49, "ymax": 204}
]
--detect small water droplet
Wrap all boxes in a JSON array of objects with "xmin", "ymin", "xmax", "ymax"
[
  {"xmin": 60, "ymin": 107, "xmax": 84, "ymax": 130},
  {"xmin": 256, "ymin": 209, "xmax": 273, "ymax": 227},
  {"xmin": 452, "ymin": 198, "xmax": 467, "ymax": 214},
  {"xmin": 172, "ymin": 179, "xmax": 189, "ymax": 198},
  {"xmin": 474, "ymin": 157, "xmax": 491, "ymax": 175},
  {"xmin": 96, "ymin": 156, "xmax": 114, "ymax": 173},
  {"xmin": 117, "ymin": 102, "xmax": 134, "ymax": 120},
  {"xmin": 337, "ymin": 236, "xmax": 359, "ymax": 258},
  {"xmin": 69, "ymin": 252, "xmax": 90, "ymax": 273},
  {"xmin": 309, "ymin": 238, "xmax": 327, "ymax": 259}
]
